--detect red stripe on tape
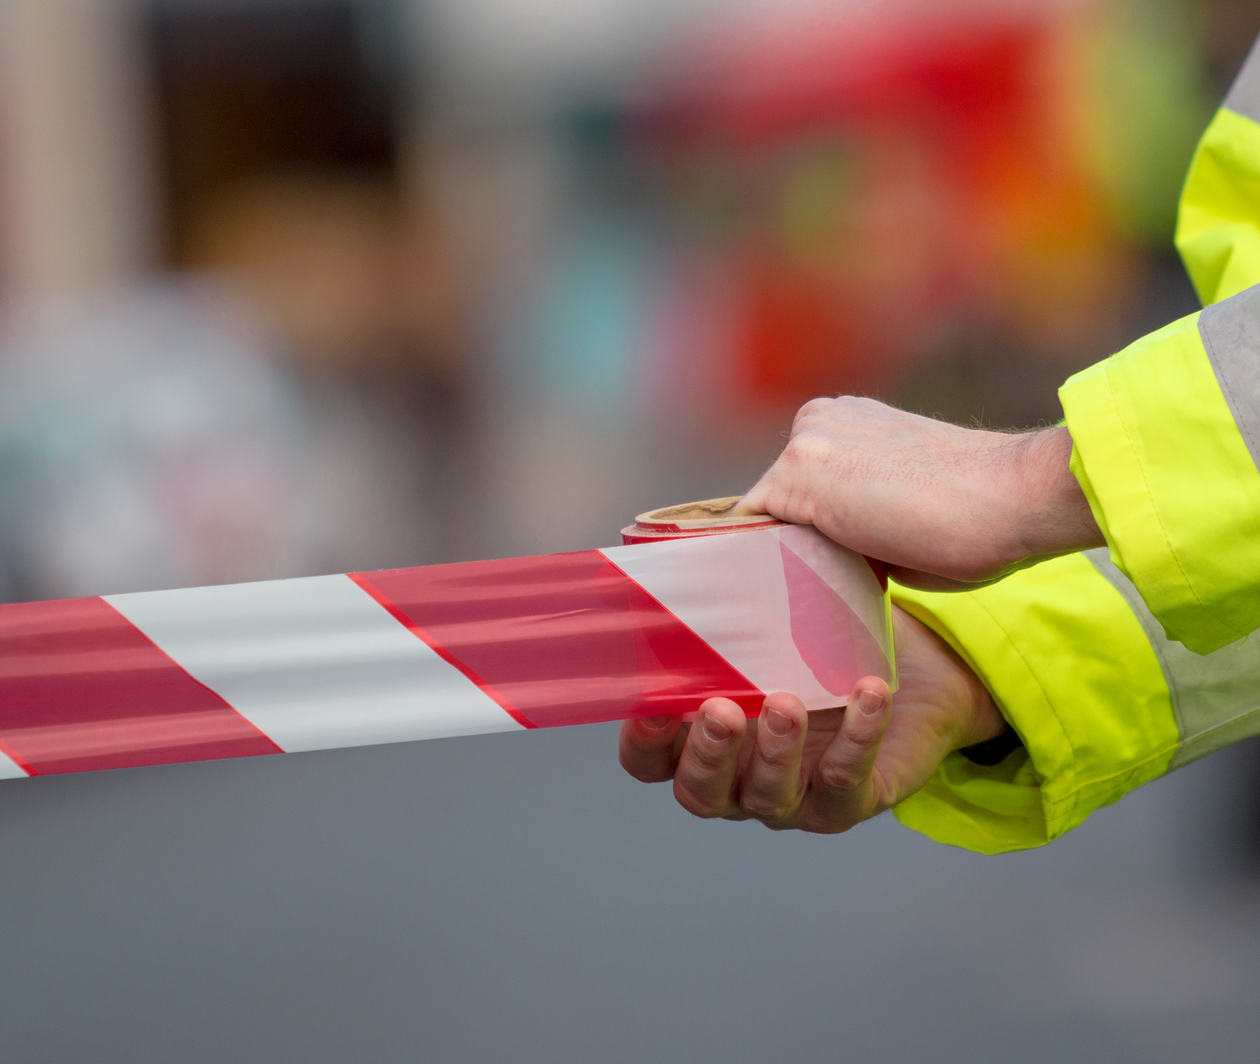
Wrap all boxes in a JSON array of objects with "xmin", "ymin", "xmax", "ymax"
[
  {"xmin": 348, "ymin": 571, "xmax": 538, "ymax": 730},
  {"xmin": 352, "ymin": 550, "xmax": 763, "ymax": 728},
  {"xmin": 0, "ymin": 597, "xmax": 283, "ymax": 774},
  {"xmin": 780, "ymin": 539, "xmax": 889, "ymax": 694}
]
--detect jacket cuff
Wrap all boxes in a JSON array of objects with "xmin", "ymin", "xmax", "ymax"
[
  {"xmin": 1060, "ymin": 310, "xmax": 1258, "ymax": 653},
  {"xmin": 890, "ymin": 554, "xmax": 1178, "ymax": 854}
]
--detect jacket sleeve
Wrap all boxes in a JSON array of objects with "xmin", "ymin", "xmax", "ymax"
[
  {"xmin": 889, "ymin": 553, "xmax": 1260, "ymax": 854},
  {"xmin": 1059, "ymin": 37, "xmax": 1260, "ymax": 654},
  {"xmin": 1176, "ymin": 36, "xmax": 1260, "ymax": 305}
]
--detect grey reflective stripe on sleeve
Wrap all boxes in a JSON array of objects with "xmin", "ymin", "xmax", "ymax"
[
  {"xmin": 1086, "ymin": 550, "xmax": 1260, "ymax": 769},
  {"xmin": 1225, "ymin": 37, "xmax": 1260, "ymax": 123},
  {"xmin": 1199, "ymin": 282, "xmax": 1260, "ymax": 471}
]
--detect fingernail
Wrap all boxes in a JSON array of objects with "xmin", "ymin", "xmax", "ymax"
[
  {"xmin": 640, "ymin": 715, "xmax": 672, "ymax": 731},
  {"xmin": 701, "ymin": 714, "xmax": 731, "ymax": 743},
  {"xmin": 763, "ymin": 708, "xmax": 792, "ymax": 737},
  {"xmin": 857, "ymin": 689, "xmax": 886, "ymax": 717}
]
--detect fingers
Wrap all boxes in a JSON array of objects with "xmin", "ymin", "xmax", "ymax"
[
  {"xmin": 671, "ymin": 698, "xmax": 748, "ymax": 819},
  {"xmin": 798, "ymin": 678, "xmax": 891, "ymax": 833},
  {"xmin": 618, "ymin": 714, "xmax": 684, "ymax": 783},
  {"xmin": 738, "ymin": 692, "xmax": 809, "ymax": 827},
  {"xmin": 621, "ymin": 681, "xmax": 894, "ymax": 835}
]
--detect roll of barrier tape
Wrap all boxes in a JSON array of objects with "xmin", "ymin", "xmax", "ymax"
[
  {"xmin": 620, "ymin": 496, "xmax": 781, "ymax": 543},
  {"xmin": 0, "ymin": 503, "xmax": 894, "ymax": 778}
]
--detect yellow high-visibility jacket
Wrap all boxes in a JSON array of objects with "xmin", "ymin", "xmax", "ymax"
[{"xmin": 892, "ymin": 38, "xmax": 1260, "ymax": 853}]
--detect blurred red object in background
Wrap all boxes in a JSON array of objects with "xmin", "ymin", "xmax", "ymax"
[{"xmin": 641, "ymin": 6, "xmax": 1120, "ymax": 411}]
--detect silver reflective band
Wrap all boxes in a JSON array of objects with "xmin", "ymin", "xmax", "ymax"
[
  {"xmin": 1225, "ymin": 37, "xmax": 1260, "ymax": 123},
  {"xmin": 1199, "ymin": 282, "xmax": 1260, "ymax": 473},
  {"xmin": 1087, "ymin": 551, "xmax": 1260, "ymax": 769}
]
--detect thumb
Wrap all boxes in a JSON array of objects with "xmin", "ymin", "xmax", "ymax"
[{"xmin": 732, "ymin": 467, "xmax": 775, "ymax": 517}]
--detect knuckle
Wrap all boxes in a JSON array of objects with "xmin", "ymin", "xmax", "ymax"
[
  {"xmin": 739, "ymin": 797, "xmax": 777, "ymax": 821},
  {"xmin": 843, "ymin": 722, "xmax": 881, "ymax": 748},
  {"xmin": 783, "ymin": 431, "xmax": 821, "ymax": 461},
  {"xmin": 815, "ymin": 759, "xmax": 865, "ymax": 794},
  {"xmin": 740, "ymin": 792, "xmax": 791, "ymax": 824},
  {"xmin": 793, "ymin": 810, "xmax": 827, "ymax": 834},
  {"xmin": 618, "ymin": 742, "xmax": 670, "ymax": 783},
  {"xmin": 778, "ymin": 439, "xmax": 824, "ymax": 488},
  {"xmin": 787, "ymin": 427, "xmax": 837, "ymax": 469},
  {"xmin": 622, "ymin": 759, "xmax": 670, "ymax": 784},
  {"xmin": 674, "ymin": 782, "xmax": 723, "ymax": 820},
  {"xmin": 843, "ymin": 723, "xmax": 883, "ymax": 753},
  {"xmin": 797, "ymin": 811, "xmax": 852, "ymax": 836},
  {"xmin": 755, "ymin": 741, "xmax": 797, "ymax": 771},
  {"xmin": 795, "ymin": 397, "xmax": 830, "ymax": 425},
  {"xmin": 688, "ymin": 741, "xmax": 733, "ymax": 775}
]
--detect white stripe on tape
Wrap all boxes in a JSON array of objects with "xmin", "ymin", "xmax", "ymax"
[
  {"xmin": 606, "ymin": 526, "xmax": 891, "ymax": 708},
  {"xmin": 0, "ymin": 748, "xmax": 29, "ymax": 779},
  {"xmin": 105, "ymin": 574, "xmax": 523, "ymax": 753}
]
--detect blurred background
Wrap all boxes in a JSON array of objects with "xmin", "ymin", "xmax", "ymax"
[{"xmin": 1, "ymin": 0, "xmax": 1258, "ymax": 1060}]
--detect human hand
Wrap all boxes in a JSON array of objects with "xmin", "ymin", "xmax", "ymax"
[
  {"xmin": 737, "ymin": 396, "xmax": 1102, "ymax": 589},
  {"xmin": 618, "ymin": 606, "xmax": 1007, "ymax": 833}
]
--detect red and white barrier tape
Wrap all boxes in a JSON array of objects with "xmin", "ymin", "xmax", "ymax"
[{"xmin": 0, "ymin": 520, "xmax": 892, "ymax": 778}]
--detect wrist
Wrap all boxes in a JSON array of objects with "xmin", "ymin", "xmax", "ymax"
[
  {"xmin": 954, "ymin": 645, "xmax": 1006, "ymax": 749},
  {"xmin": 892, "ymin": 608, "xmax": 1006, "ymax": 749},
  {"xmin": 1007, "ymin": 427, "xmax": 1104, "ymax": 569}
]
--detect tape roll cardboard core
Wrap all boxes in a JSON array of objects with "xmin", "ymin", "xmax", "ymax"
[
  {"xmin": 623, "ymin": 497, "xmax": 780, "ymax": 543},
  {"xmin": 646, "ymin": 497, "xmax": 742, "ymax": 522}
]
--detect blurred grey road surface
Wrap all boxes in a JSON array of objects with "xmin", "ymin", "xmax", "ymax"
[{"xmin": 1, "ymin": 721, "xmax": 1258, "ymax": 1064}]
